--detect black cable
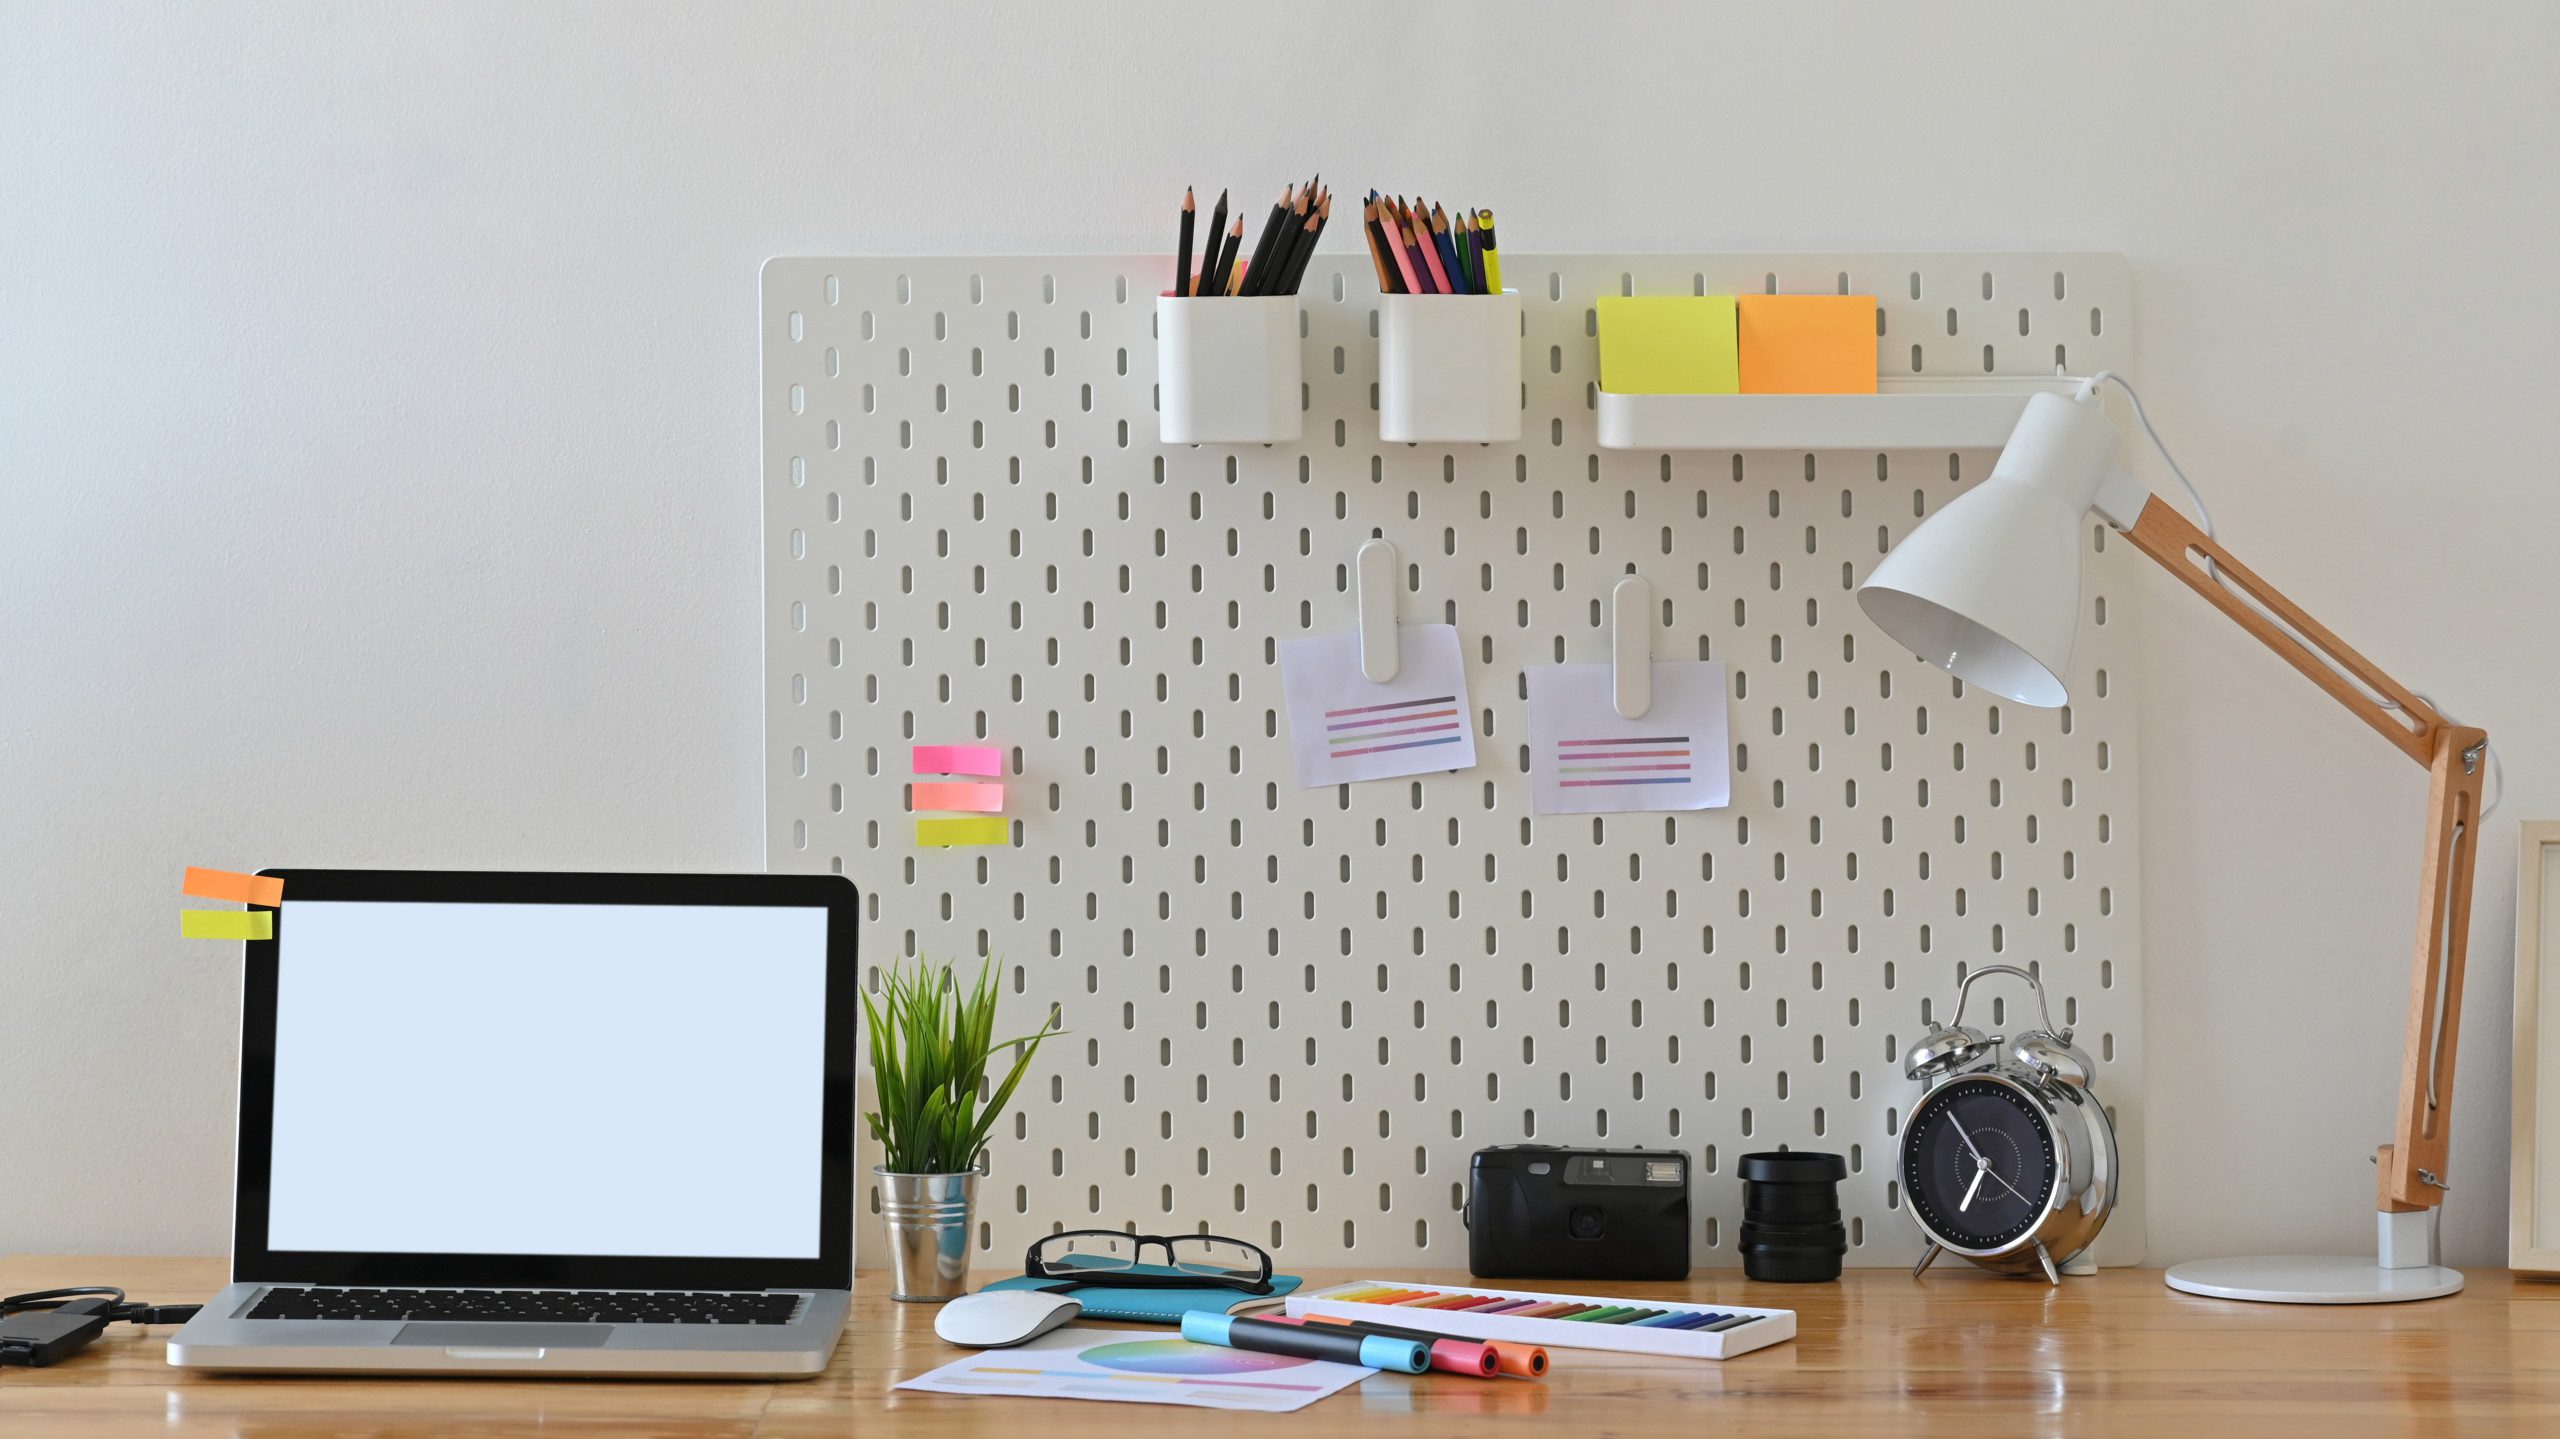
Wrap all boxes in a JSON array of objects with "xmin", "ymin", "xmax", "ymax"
[{"xmin": 0, "ymin": 1287, "xmax": 203, "ymax": 1366}]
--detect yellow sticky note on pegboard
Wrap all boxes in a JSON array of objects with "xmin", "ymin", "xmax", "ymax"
[
  {"xmin": 1596, "ymin": 296, "xmax": 1739, "ymax": 394},
  {"xmin": 917, "ymin": 817, "xmax": 1009, "ymax": 847}
]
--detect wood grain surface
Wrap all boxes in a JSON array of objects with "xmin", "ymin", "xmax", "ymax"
[{"xmin": 1, "ymin": 1256, "xmax": 2554, "ymax": 1436}]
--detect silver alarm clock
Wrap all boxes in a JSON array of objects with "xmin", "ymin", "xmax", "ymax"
[{"xmin": 1900, "ymin": 964, "xmax": 2116, "ymax": 1284}]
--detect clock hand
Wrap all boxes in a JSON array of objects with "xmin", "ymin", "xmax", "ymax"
[
  {"xmin": 1959, "ymin": 1160, "xmax": 1987, "ymax": 1212},
  {"xmin": 1947, "ymin": 1114, "xmax": 1991, "ymax": 1167},
  {"xmin": 1979, "ymin": 1164, "xmax": 2034, "ymax": 1206}
]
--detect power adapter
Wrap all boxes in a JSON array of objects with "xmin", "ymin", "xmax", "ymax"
[{"xmin": 0, "ymin": 1297, "xmax": 115, "ymax": 1367}]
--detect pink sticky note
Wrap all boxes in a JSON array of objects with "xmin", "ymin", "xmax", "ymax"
[
  {"xmin": 911, "ymin": 781, "xmax": 1004, "ymax": 813},
  {"xmin": 912, "ymin": 744, "xmax": 1003, "ymax": 777}
]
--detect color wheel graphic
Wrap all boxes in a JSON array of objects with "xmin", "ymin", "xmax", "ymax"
[{"xmin": 1079, "ymin": 1339, "xmax": 1312, "ymax": 1377}]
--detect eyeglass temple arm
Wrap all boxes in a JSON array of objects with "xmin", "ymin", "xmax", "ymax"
[{"xmin": 2119, "ymin": 494, "xmax": 2485, "ymax": 1214}]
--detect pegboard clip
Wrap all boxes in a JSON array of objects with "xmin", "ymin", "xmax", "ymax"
[
  {"xmin": 1357, "ymin": 539, "xmax": 1401, "ymax": 683},
  {"xmin": 1611, "ymin": 575, "xmax": 1651, "ymax": 719}
]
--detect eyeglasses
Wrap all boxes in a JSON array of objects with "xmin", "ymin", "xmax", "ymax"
[{"xmin": 1023, "ymin": 1231, "xmax": 1274, "ymax": 1293}]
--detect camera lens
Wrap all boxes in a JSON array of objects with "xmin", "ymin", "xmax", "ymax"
[
  {"xmin": 1568, "ymin": 1206, "xmax": 1605, "ymax": 1239},
  {"xmin": 1737, "ymin": 1151, "xmax": 1847, "ymax": 1283}
]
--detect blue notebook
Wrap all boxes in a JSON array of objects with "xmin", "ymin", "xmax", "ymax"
[{"xmin": 979, "ymin": 1269, "xmax": 1300, "ymax": 1323}]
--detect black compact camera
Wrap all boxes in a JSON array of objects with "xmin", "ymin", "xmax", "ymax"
[{"xmin": 1466, "ymin": 1145, "xmax": 1690, "ymax": 1280}]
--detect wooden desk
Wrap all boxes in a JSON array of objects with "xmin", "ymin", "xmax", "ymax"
[{"xmin": 2, "ymin": 1255, "xmax": 2553, "ymax": 1435}]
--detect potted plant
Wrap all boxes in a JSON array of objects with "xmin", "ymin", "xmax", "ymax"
[{"xmin": 863, "ymin": 954, "xmax": 1060, "ymax": 1301}]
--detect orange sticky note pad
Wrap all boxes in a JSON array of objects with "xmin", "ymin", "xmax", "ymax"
[
  {"xmin": 1736, "ymin": 294, "xmax": 1878, "ymax": 394},
  {"xmin": 911, "ymin": 781, "xmax": 1003, "ymax": 813},
  {"xmin": 184, "ymin": 866, "xmax": 283, "ymax": 907}
]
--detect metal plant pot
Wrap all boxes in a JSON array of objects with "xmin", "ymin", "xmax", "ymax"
[{"xmin": 875, "ymin": 1165, "xmax": 980, "ymax": 1302}]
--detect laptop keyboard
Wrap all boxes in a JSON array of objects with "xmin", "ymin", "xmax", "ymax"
[{"xmin": 245, "ymin": 1287, "xmax": 802, "ymax": 1325}]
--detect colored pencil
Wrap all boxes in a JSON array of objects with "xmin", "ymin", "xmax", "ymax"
[
  {"xmin": 1408, "ymin": 199, "xmax": 1453, "ymax": 294},
  {"xmin": 1376, "ymin": 196, "xmax": 1422, "ymax": 294},
  {"xmin": 1454, "ymin": 212, "xmax": 1478, "ymax": 294},
  {"xmin": 1360, "ymin": 199, "xmax": 1400, "ymax": 294},
  {"xmin": 1174, "ymin": 187, "xmax": 1195, "ymax": 298},
  {"xmin": 1476, "ymin": 208, "xmax": 1501, "ymax": 293},
  {"xmin": 1428, "ymin": 204, "xmax": 1464, "ymax": 294}
]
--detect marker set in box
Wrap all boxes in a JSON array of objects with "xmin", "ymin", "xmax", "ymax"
[{"xmin": 1283, "ymin": 1280, "xmax": 1796, "ymax": 1361}]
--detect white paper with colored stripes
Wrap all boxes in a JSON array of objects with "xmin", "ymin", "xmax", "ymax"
[
  {"xmin": 1526, "ymin": 659, "xmax": 1731, "ymax": 815},
  {"xmin": 1277, "ymin": 624, "xmax": 1479, "ymax": 788}
]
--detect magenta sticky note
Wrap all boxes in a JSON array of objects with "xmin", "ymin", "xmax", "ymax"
[
  {"xmin": 911, "ymin": 781, "xmax": 1004, "ymax": 813},
  {"xmin": 913, "ymin": 744, "xmax": 1003, "ymax": 777}
]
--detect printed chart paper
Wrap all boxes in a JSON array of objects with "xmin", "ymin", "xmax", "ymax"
[
  {"xmin": 894, "ymin": 1328, "xmax": 1370, "ymax": 1413},
  {"xmin": 1277, "ymin": 624, "xmax": 1478, "ymax": 788},
  {"xmin": 1526, "ymin": 659, "xmax": 1731, "ymax": 815}
]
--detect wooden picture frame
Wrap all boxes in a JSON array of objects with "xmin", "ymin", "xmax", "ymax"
[{"xmin": 2513, "ymin": 821, "xmax": 2560, "ymax": 1273}]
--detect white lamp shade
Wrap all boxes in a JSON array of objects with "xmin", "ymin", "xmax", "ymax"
[{"xmin": 1855, "ymin": 391, "xmax": 2126, "ymax": 708}]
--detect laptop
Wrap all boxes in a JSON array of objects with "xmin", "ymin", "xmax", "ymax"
[{"xmin": 167, "ymin": 869, "xmax": 858, "ymax": 1377}]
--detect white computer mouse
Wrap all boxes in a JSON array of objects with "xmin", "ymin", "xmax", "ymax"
[{"xmin": 932, "ymin": 1289, "xmax": 1084, "ymax": 1348}]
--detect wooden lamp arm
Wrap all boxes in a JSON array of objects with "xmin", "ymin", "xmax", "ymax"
[{"xmin": 2119, "ymin": 496, "xmax": 2488, "ymax": 1211}]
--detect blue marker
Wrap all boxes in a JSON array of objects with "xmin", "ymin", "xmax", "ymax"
[{"xmin": 1179, "ymin": 1311, "xmax": 1431, "ymax": 1373}]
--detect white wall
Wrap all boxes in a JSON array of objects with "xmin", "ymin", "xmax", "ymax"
[{"xmin": 6, "ymin": 0, "xmax": 2555, "ymax": 1265}]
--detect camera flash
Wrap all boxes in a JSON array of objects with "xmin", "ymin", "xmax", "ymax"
[{"xmin": 1646, "ymin": 1160, "xmax": 1683, "ymax": 1183}]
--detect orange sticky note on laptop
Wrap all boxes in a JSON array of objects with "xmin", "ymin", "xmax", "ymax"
[
  {"xmin": 184, "ymin": 866, "xmax": 284, "ymax": 907},
  {"xmin": 1736, "ymin": 294, "xmax": 1878, "ymax": 394}
]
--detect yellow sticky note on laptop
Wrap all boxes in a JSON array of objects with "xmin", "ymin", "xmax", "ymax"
[
  {"xmin": 181, "ymin": 909, "xmax": 272, "ymax": 940},
  {"xmin": 1596, "ymin": 296, "xmax": 1739, "ymax": 394},
  {"xmin": 1737, "ymin": 294, "xmax": 1879, "ymax": 394}
]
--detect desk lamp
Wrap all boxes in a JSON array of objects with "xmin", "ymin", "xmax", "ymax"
[{"xmin": 1856, "ymin": 379, "xmax": 2489, "ymax": 1304}]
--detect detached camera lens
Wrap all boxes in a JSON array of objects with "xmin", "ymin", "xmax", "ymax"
[{"xmin": 1737, "ymin": 1151, "xmax": 1847, "ymax": 1283}]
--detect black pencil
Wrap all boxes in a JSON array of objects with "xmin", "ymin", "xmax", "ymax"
[
  {"xmin": 1259, "ymin": 185, "xmax": 1314, "ymax": 297},
  {"xmin": 1197, "ymin": 188, "xmax": 1228, "ymax": 297},
  {"xmin": 1239, "ymin": 186, "xmax": 1292, "ymax": 297},
  {"xmin": 1174, "ymin": 187, "xmax": 1195, "ymax": 298},
  {"xmin": 1207, "ymin": 216, "xmax": 1244, "ymax": 296},
  {"xmin": 1277, "ymin": 191, "xmax": 1328, "ymax": 296}
]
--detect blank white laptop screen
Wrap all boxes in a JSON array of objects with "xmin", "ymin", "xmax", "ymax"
[{"xmin": 264, "ymin": 900, "xmax": 831, "ymax": 1259}]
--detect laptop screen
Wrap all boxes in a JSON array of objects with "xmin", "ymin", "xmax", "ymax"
[{"xmin": 262, "ymin": 898, "xmax": 832, "ymax": 1263}]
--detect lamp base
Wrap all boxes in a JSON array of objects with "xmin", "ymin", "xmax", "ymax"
[{"xmin": 2163, "ymin": 1256, "xmax": 2463, "ymax": 1304}]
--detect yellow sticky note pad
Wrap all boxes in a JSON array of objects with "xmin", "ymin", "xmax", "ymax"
[
  {"xmin": 917, "ymin": 817, "xmax": 1009, "ymax": 847},
  {"xmin": 1596, "ymin": 296, "xmax": 1738, "ymax": 395},
  {"xmin": 182, "ymin": 909, "xmax": 272, "ymax": 940},
  {"xmin": 1736, "ymin": 294, "xmax": 1878, "ymax": 394}
]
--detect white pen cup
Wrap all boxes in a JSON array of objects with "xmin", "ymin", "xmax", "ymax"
[
  {"xmin": 1157, "ymin": 294, "xmax": 1303, "ymax": 445},
  {"xmin": 1378, "ymin": 290, "xmax": 1523, "ymax": 444}
]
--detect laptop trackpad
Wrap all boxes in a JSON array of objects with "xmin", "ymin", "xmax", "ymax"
[{"xmin": 392, "ymin": 1322, "xmax": 612, "ymax": 1348}]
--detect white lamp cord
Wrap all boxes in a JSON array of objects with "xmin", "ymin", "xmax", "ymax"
[{"xmin": 2075, "ymin": 371, "xmax": 2502, "ymax": 819}]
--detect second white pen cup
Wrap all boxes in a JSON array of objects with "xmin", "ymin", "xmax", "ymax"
[
  {"xmin": 1378, "ymin": 290, "xmax": 1523, "ymax": 444},
  {"xmin": 1157, "ymin": 295, "xmax": 1303, "ymax": 445}
]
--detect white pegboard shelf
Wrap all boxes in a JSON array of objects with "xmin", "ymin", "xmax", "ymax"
[
  {"xmin": 763, "ymin": 252, "xmax": 2144, "ymax": 1272},
  {"xmin": 1596, "ymin": 377, "xmax": 2086, "ymax": 452}
]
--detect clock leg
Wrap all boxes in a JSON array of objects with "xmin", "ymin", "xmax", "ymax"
[
  {"xmin": 2034, "ymin": 1242, "xmax": 2061, "ymax": 1286},
  {"xmin": 1911, "ymin": 1243, "xmax": 1942, "ymax": 1279}
]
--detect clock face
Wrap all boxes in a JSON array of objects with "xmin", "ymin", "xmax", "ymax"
[{"xmin": 1902, "ymin": 1076, "xmax": 2059, "ymax": 1251}]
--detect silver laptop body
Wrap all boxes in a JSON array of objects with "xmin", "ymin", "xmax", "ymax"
[{"xmin": 168, "ymin": 870, "xmax": 860, "ymax": 1378}]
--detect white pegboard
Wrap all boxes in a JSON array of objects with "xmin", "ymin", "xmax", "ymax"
[{"xmin": 763, "ymin": 253, "xmax": 2145, "ymax": 1270}]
